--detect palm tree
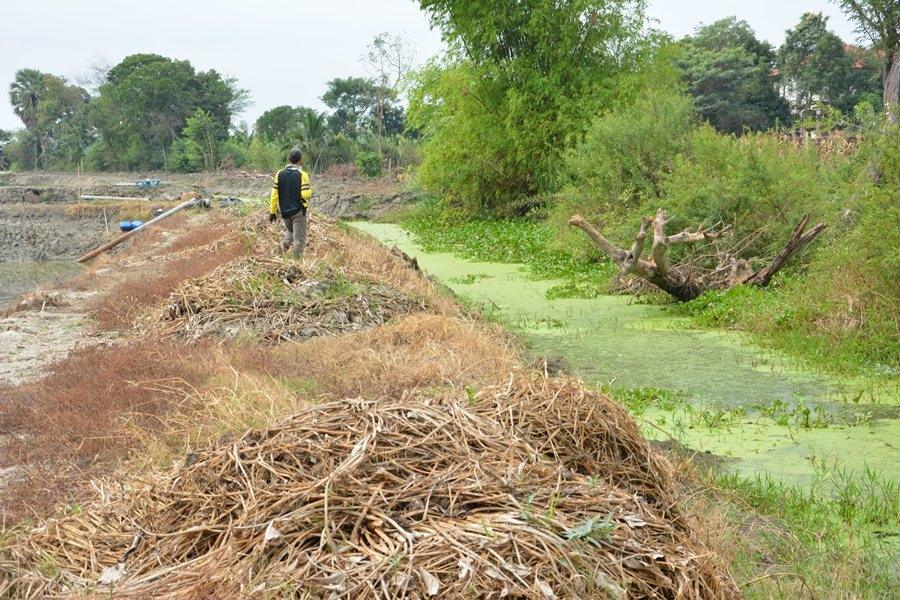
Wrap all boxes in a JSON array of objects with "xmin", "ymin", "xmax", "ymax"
[
  {"xmin": 8, "ymin": 69, "xmax": 47, "ymax": 129},
  {"xmin": 300, "ymin": 111, "xmax": 331, "ymax": 172}
]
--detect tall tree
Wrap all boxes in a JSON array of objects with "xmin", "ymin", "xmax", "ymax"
[
  {"xmin": 9, "ymin": 69, "xmax": 46, "ymax": 129},
  {"xmin": 778, "ymin": 13, "xmax": 881, "ymax": 113},
  {"xmin": 677, "ymin": 18, "xmax": 791, "ymax": 133},
  {"xmin": 92, "ymin": 54, "xmax": 247, "ymax": 170},
  {"xmin": 8, "ymin": 69, "xmax": 90, "ymax": 168},
  {"xmin": 254, "ymin": 105, "xmax": 316, "ymax": 143},
  {"xmin": 832, "ymin": 0, "xmax": 900, "ymax": 120},
  {"xmin": 412, "ymin": 0, "xmax": 647, "ymax": 211},
  {"xmin": 322, "ymin": 77, "xmax": 384, "ymax": 137},
  {"xmin": 364, "ymin": 32, "xmax": 414, "ymax": 153}
]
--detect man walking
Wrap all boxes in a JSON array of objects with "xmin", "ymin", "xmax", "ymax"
[{"xmin": 269, "ymin": 148, "xmax": 313, "ymax": 257}]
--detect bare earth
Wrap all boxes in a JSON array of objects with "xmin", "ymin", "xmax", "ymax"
[{"xmin": 0, "ymin": 290, "xmax": 114, "ymax": 386}]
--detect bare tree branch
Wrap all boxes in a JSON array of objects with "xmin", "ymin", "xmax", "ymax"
[
  {"xmin": 741, "ymin": 214, "xmax": 827, "ymax": 286},
  {"xmin": 570, "ymin": 209, "xmax": 825, "ymax": 301},
  {"xmin": 568, "ymin": 215, "xmax": 627, "ymax": 263}
]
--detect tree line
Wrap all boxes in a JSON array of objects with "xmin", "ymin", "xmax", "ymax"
[
  {"xmin": 408, "ymin": 1, "xmax": 895, "ymax": 212},
  {"xmin": 1, "ymin": 33, "xmax": 418, "ymax": 175},
  {"xmin": 1, "ymin": 2, "xmax": 896, "ymax": 183}
]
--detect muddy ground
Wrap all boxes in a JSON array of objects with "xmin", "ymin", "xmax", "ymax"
[{"xmin": 0, "ymin": 171, "xmax": 417, "ymax": 261}]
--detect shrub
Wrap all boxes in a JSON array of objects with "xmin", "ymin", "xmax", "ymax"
[
  {"xmin": 550, "ymin": 89, "xmax": 697, "ymax": 249},
  {"xmin": 355, "ymin": 151, "xmax": 382, "ymax": 178},
  {"xmin": 248, "ymin": 136, "xmax": 284, "ymax": 172},
  {"xmin": 679, "ymin": 124, "xmax": 900, "ymax": 374},
  {"xmin": 556, "ymin": 89, "xmax": 840, "ymax": 259}
]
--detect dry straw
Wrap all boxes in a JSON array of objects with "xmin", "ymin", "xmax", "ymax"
[
  {"xmin": 150, "ymin": 215, "xmax": 436, "ymax": 343},
  {"xmin": 0, "ymin": 382, "xmax": 739, "ymax": 599},
  {"xmin": 160, "ymin": 254, "xmax": 430, "ymax": 343}
]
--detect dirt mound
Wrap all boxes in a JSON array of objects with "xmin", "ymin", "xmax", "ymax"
[
  {"xmin": 159, "ymin": 254, "xmax": 430, "ymax": 343},
  {"xmin": 0, "ymin": 393, "xmax": 738, "ymax": 599}
]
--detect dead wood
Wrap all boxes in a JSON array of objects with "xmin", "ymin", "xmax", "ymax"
[
  {"xmin": 739, "ymin": 214, "xmax": 827, "ymax": 287},
  {"xmin": 569, "ymin": 209, "xmax": 825, "ymax": 301}
]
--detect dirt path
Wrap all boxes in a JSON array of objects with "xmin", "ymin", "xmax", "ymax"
[{"xmin": 0, "ymin": 290, "xmax": 114, "ymax": 386}]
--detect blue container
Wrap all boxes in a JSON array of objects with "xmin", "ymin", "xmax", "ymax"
[{"xmin": 118, "ymin": 220, "xmax": 145, "ymax": 232}]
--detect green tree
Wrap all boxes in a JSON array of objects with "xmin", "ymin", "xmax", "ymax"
[
  {"xmin": 181, "ymin": 108, "xmax": 225, "ymax": 170},
  {"xmin": 832, "ymin": 0, "xmax": 900, "ymax": 120},
  {"xmin": 299, "ymin": 110, "xmax": 331, "ymax": 172},
  {"xmin": 8, "ymin": 69, "xmax": 46, "ymax": 129},
  {"xmin": 777, "ymin": 13, "xmax": 881, "ymax": 113},
  {"xmin": 7, "ymin": 69, "xmax": 91, "ymax": 168},
  {"xmin": 322, "ymin": 76, "xmax": 384, "ymax": 137},
  {"xmin": 92, "ymin": 54, "xmax": 247, "ymax": 170},
  {"xmin": 0, "ymin": 129, "xmax": 11, "ymax": 170},
  {"xmin": 254, "ymin": 105, "xmax": 316, "ymax": 143},
  {"xmin": 677, "ymin": 18, "xmax": 791, "ymax": 133},
  {"xmin": 411, "ymin": 0, "xmax": 647, "ymax": 212}
]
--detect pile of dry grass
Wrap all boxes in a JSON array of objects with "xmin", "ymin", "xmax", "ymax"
[
  {"xmin": 0, "ymin": 390, "xmax": 738, "ymax": 599},
  {"xmin": 159, "ymin": 254, "xmax": 431, "ymax": 343},
  {"xmin": 469, "ymin": 375, "xmax": 680, "ymax": 521}
]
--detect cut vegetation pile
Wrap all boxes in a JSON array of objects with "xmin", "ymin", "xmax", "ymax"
[
  {"xmin": 159, "ymin": 254, "xmax": 431, "ymax": 342},
  {"xmin": 0, "ymin": 389, "xmax": 738, "ymax": 599}
]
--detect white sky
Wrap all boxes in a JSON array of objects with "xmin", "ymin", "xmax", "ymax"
[{"xmin": 0, "ymin": 0, "xmax": 857, "ymax": 131}]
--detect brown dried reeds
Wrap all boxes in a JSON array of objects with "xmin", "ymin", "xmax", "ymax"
[
  {"xmin": 0, "ymin": 391, "xmax": 739, "ymax": 599},
  {"xmin": 469, "ymin": 375, "xmax": 680, "ymax": 521},
  {"xmin": 0, "ymin": 339, "xmax": 210, "ymax": 520},
  {"xmin": 158, "ymin": 254, "xmax": 431, "ymax": 343}
]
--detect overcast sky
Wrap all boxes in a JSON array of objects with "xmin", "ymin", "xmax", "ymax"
[{"xmin": 0, "ymin": 1, "xmax": 857, "ymax": 131}]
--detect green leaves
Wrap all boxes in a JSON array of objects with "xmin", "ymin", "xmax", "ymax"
[
  {"xmin": 564, "ymin": 514, "xmax": 614, "ymax": 541},
  {"xmin": 676, "ymin": 18, "xmax": 791, "ymax": 134},
  {"xmin": 410, "ymin": 1, "xmax": 648, "ymax": 212},
  {"xmin": 776, "ymin": 12, "xmax": 882, "ymax": 113},
  {"xmin": 92, "ymin": 54, "xmax": 246, "ymax": 170}
]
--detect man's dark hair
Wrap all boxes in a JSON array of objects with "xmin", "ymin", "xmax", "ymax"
[{"xmin": 288, "ymin": 148, "xmax": 303, "ymax": 164}]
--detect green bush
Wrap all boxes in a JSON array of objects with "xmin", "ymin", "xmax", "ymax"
[
  {"xmin": 550, "ymin": 88, "xmax": 697, "ymax": 250},
  {"xmin": 678, "ymin": 124, "xmax": 900, "ymax": 374},
  {"xmin": 660, "ymin": 128, "xmax": 839, "ymax": 257},
  {"xmin": 355, "ymin": 151, "xmax": 382, "ymax": 178},
  {"xmin": 248, "ymin": 137, "xmax": 283, "ymax": 172}
]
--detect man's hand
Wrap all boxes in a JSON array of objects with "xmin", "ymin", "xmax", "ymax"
[{"xmin": 269, "ymin": 213, "xmax": 278, "ymax": 224}]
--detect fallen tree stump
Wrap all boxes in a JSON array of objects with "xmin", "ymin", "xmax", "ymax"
[{"xmin": 569, "ymin": 209, "xmax": 826, "ymax": 301}]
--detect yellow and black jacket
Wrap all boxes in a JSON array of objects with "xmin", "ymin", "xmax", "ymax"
[{"xmin": 269, "ymin": 164, "xmax": 312, "ymax": 218}]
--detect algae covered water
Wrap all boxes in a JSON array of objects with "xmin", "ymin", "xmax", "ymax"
[{"xmin": 352, "ymin": 222, "xmax": 899, "ymax": 485}]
